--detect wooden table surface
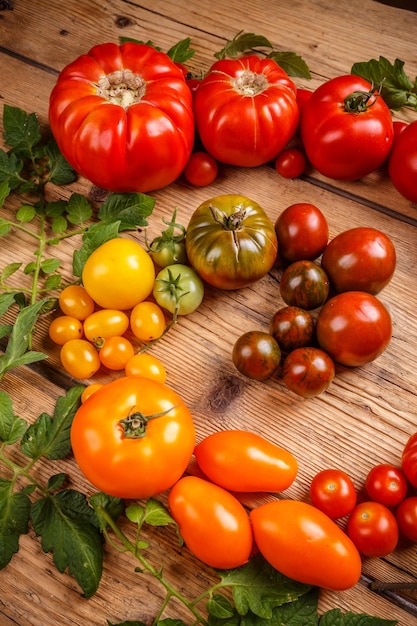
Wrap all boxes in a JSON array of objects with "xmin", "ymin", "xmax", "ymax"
[{"xmin": 1, "ymin": 0, "xmax": 417, "ymax": 624}]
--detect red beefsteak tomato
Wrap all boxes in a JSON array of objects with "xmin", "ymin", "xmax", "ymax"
[
  {"xmin": 389, "ymin": 120, "xmax": 417, "ymax": 203},
  {"xmin": 193, "ymin": 56, "xmax": 299, "ymax": 167},
  {"xmin": 300, "ymin": 75, "xmax": 393, "ymax": 180},
  {"xmin": 49, "ymin": 42, "xmax": 194, "ymax": 192}
]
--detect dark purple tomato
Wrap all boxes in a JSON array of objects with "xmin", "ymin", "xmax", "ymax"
[
  {"xmin": 270, "ymin": 306, "xmax": 315, "ymax": 353},
  {"xmin": 282, "ymin": 347, "xmax": 335, "ymax": 398},
  {"xmin": 275, "ymin": 203, "xmax": 329, "ymax": 263},
  {"xmin": 232, "ymin": 331, "xmax": 281, "ymax": 380},
  {"xmin": 280, "ymin": 260, "xmax": 330, "ymax": 310}
]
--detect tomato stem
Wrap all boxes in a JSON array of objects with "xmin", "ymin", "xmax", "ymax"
[
  {"xmin": 344, "ymin": 82, "xmax": 383, "ymax": 113},
  {"xmin": 210, "ymin": 203, "xmax": 246, "ymax": 231},
  {"xmin": 119, "ymin": 405, "xmax": 178, "ymax": 438}
]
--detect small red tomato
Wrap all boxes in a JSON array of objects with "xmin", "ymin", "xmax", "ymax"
[
  {"xmin": 232, "ymin": 331, "xmax": 281, "ymax": 380},
  {"xmin": 275, "ymin": 203, "xmax": 329, "ymax": 263},
  {"xmin": 310, "ymin": 469, "xmax": 357, "ymax": 519},
  {"xmin": 316, "ymin": 291, "xmax": 392, "ymax": 367},
  {"xmin": 270, "ymin": 306, "xmax": 315, "ymax": 353},
  {"xmin": 280, "ymin": 260, "xmax": 330, "ymax": 310},
  {"xmin": 183, "ymin": 151, "xmax": 218, "ymax": 186},
  {"xmin": 401, "ymin": 432, "xmax": 417, "ymax": 488},
  {"xmin": 365, "ymin": 463, "xmax": 408, "ymax": 508},
  {"xmin": 282, "ymin": 347, "xmax": 335, "ymax": 398},
  {"xmin": 321, "ymin": 227, "xmax": 396, "ymax": 294},
  {"xmin": 275, "ymin": 148, "xmax": 306, "ymax": 179},
  {"xmin": 396, "ymin": 496, "xmax": 417, "ymax": 543},
  {"xmin": 347, "ymin": 501, "xmax": 399, "ymax": 557}
]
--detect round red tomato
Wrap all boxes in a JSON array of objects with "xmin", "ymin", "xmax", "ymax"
[
  {"xmin": 185, "ymin": 194, "xmax": 278, "ymax": 290},
  {"xmin": 275, "ymin": 203, "xmax": 329, "ymax": 263},
  {"xmin": 193, "ymin": 56, "xmax": 299, "ymax": 167},
  {"xmin": 70, "ymin": 376, "xmax": 196, "ymax": 498},
  {"xmin": 300, "ymin": 75, "xmax": 393, "ymax": 180},
  {"xmin": 321, "ymin": 227, "xmax": 396, "ymax": 294},
  {"xmin": 280, "ymin": 260, "xmax": 330, "ymax": 310},
  {"xmin": 270, "ymin": 306, "xmax": 315, "ymax": 353},
  {"xmin": 275, "ymin": 148, "xmax": 306, "ymax": 179},
  {"xmin": 232, "ymin": 331, "xmax": 281, "ymax": 380},
  {"xmin": 183, "ymin": 151, "xmax": 218, "ymax": 186},
  {"xmin": 282, "ymin": 347, "xmax": 335, "ymax": 398},
  {"xmin": 389, "ymin": 119, "xmax": 417, "ymax": 203},
  {"xmin": 365, "ymin": 463, "xmax": 408, "ymax": 508},
  {"xmin": 401, "ymin": 432, "xmax": 417, "ymax": 488},
  {"xmin": 250, "ymin": 499, "xmax": 362, "ymax": 590},
  {"xmin": 316, "ymin": 291, "xmax": 392, "ymax": 366},
  {"xmin": 310, "ymin": 469, "xmax": 357, "ymax": 519},
  {"xmin": 396, "ymin": 496, "xmax": 417, "ymax": 543},
  {"xmin": 347, "ymin": 501, "xmax": 399, "ymax": 557},
  {"xmin": 194, "ymin": 430, "xmax": 298, "ymax": 493},
  {"xmin": 49, "ymin": 42, "xmax": 194, "ymax": 192},
  {"xmin": 168, "ymin": 475, "xmax": 253, "ymax": 569}
]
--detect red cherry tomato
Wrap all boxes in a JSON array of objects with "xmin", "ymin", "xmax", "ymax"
[
  {"xmin": 275, "ymin": 148, "xmax": 306, "ymax": 179},
  {"xmin": 401, "ymin": 432, "xmax": 417, "ymax": 488},
  {"xmin": 310, "ymin": 469, "xmax": 357, "ymax": 519},
  {"xmin": 365, "ymin": 463, "xmax": 408, "ymax": 508},
  {"xmin": 396, "ymin": 496, "xmax": 417, "ymax": 543},
  {"xmin": 232, "ymin": 331, "xmax": 281, "ymax": 380},
  {"xmin": 321, "ymin": 227, "xmax": 396, "ymax": 294},
  {"xmin": 347, "ymin": 501, "xmax": 399, "ymax": 557},
  {"xmin": 316, "ymin": 291, "xmax": 392, "ymax": 367},
  {"xmin": 270, "ymin": 306, "xmax": 315, "ymax": 353},
  {"xmin": 282, "ymin": 347, "xmax": 335, "ymax": 398},
  {"xmin": 183, "ymin": 151, "xmax": 218, "ymax": 186},
  {"xmin": 275, "ymin": 203, "xmax": 329, "ymax": 263},
  {"xmin": 280, "ymin": 260, "xmax": 330, "ymax": 310}
]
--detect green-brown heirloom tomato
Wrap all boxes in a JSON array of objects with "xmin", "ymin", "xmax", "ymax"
[
  {"xmin": 250, "ymin": 500, "xmax": 362, "ymax": 590},
  {"xmin": 232, "ymin": 331, "xmax": 281, "ymax": 380},
  {"xmin": 280, "ymin": 260, "xmax": 330, "ymax": 310},
  {"xmin": 70, "ymin": 376, "xmax": 196, "ymax": 499},
  {"xmin": 194, "ymin": 430, "xmax": 298, "ymax": 493},
  {"xmin": 282, "ymin": 347, "xmax": 335, "ymax": 398},
  {"xmin": 168, "ymin": 475, "xmax": 253, "ymax": 569},
  {"xmin": 185, "ymin": 195, "xmax": 278, "ymax": 290},
  {"xmin": 270, "ymin": 306, "xmax": 315, "ymax": 353}
]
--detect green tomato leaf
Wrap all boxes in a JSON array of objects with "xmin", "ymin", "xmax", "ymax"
[
  {"xmin": 89, "ymin": 492, "xmax": 125, "ymax": 532},
  {"xmin": 20, "ymin": 385, "xmax": 83, "ymax": 460},
  {"xmin": 219, "ymin": 553, "xmax": 312, "ymax": 619},
  {"xmin": 31, "ymin": 489, "xmax": 103, "ymax": 598},
  {"xmin": 44, "ymin": 138, "xmax": 77, "ymax": 185},
  {"xmin": 0, "ymin": 149, "xmax": 24, "ymax": 189},
  {"xmin": 72, "ymin": 220, "xmax": 122, "ymax": 277},
  {"xmin": 16, "ymin": 204, "xmax": 36, "ymax": 223},
  {"xmin": 1, "ymin": 262, "xmax": 22, "ymax": 281},
  {"xmin": 66, "ymin": 192, "xmax": 93, "ymax": 225},
  {"xmin": 45, "ymin": 199, "xmax": 68, "ymax": 218},
  {"xmin": 0, "ymin": 217, "xmax": 11, "ymax": 236},
  {"xmin": 270, "ymin": 587, "xmax": 319, "ymax": 625},
  {"xmin": 207, "ymin": 594, "xmax": 237, "ymax": 619},
  {"xmin": 214, "ymin": 30, "xmax": 273, "ymax": 60},
  {"xmin": 45, "ymin": 274, "xmax": 63, "ymax": 290},
  {"xmin": 0, "ymin": 292, "xmax": 17, "ymax": 316},
  {"xmin": 0, "ymin": 180, "xmax": 10, "ymax": 208},
  {"xmin": 144, "ymin": 498, "xmax": 177, "ymax": 526},
  {"xmin": 0, "ymin": 479, "xmax": 31, "ymax": 568},
  {"xmin": 47, "ymin": 473, "xmax": 67, "ymax": 492},
  {"xmin": 98, "ymin": 192, "xmax": 155, "ymax": 230},
  {"xmin": 167, "ymin": 37, "xmax": 195, "ymax": 64},
  {"xmin": 319, "ymin": 608, "xmax": 397, "ymax": 626},
  {"xmin": 41, "ymin": 258, "xmax": 61, "ymax": 274},
  {"xmin": 51, "ymin": 215, "xmax": 68, "ymax": 234},
  {"xmin": 2, "ymin": 105, "xmax": 41, "ymax": 157},
  {"xmin": 267, "ymin": 51, "xmax": 311, "ymax": 79},
  {"xmin": 351, "ymin": 57, "xmax": 417, "ymax": 111},
  {"xmin": 0, "ymin": 390, "xmax": 27, "ymax": 444}
]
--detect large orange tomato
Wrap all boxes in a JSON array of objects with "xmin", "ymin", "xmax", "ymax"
[
  {"xmin": 250, "ymin": 500, "xmax": 362, "ymax": 590},
  {"xmin": 70, "ymin": 376, "xmax": 196, "ymax": 498},
  {"xmin": 49, "ymin": 42, "xmax": 194, "ymax": 192}
]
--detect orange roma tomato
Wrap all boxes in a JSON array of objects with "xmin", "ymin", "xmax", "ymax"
[
  {"xmin": 124, "ymin": 353, "xmax": 167, "ymax": 383},
  {"xmin": 130, "ymin": 301, "xmax": 166, "ymax": 342},
  {"xmin": 194, "ymin": 430, "xmax": 298, "ymax": 493},
  {"xmin": 58, "ymin": 285, "xmax": 95, "ymax": 320},
  {"xmin": 83, "ymin": 309, "xmax": 130, "ymax": 344},
  {"xmin": 70, "ymin": 376, "xmax": 196, "ymax": 498},
  {"xmin": 168, "ymin": 475, "xmax": 253, "ymax": 569},
  {"xmin": 250, "ymin": 500, "xmax": 362, "ymax": 590}
]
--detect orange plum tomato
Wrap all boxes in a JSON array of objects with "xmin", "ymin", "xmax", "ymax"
[
  {"xmin": 83, "ymin": 309, "xmax": 130, "ymax": 344},
  {"xmin": 396, "ymin": 496, "xmax": 417, "ymax": 543},
  {"xmin": 194, "ymin": 429, "xmax": 298, "ymax": 493},
  {"xmin": 58, "ymin": 285, "xmax": 95, "ymax": 320},
  {"xmin": 130, "ymin": 301, "xmax": 166, "ymax": 342},
  {"xmin": 183, "ymin": 151, "xmax": 218, "ymax": 186},
  {"xmin": 98, "ymin": 336, "xmax": 135, "ymax": 370},
  {"xmin": 60, "ymin": 339, "xmax": 100, "ymax": 379},
  {"xmin": 275, "ymin": 148, "xmax": 307, "ymax": 179},
  {"xmin": 275, "ymin": 203, "xmax": 329, "ymax": 263},
  {"xmin": 168, "ymin": 475, "xmax": 253, "ymax": 569},
  {"xmin": 250, "ymin": 499, "xmax": 362, "ymax": 590},
  {"xmin": 70, "ymin": 376, "xmax": 196, "ymax": 499},
  {"xmin": 316, "ymin": 291, "xmax": 392, "ymax": 367},
  {"xmin": 48, "ymin": 315, "xmax": 83, "ymax": 345},
  {"xmin": 310, "ymin": 469, "xmax": 357, "ymax": 519},
  {"xmin": 347, "ymin": 501, "xmax": 399, "ymax": 557},
  {"xmin": 124, "ymin": 353, "xmax": 167, "ymax": 383},
  {"xmin": 282, "ymin": 347, "xmax": 335, "ymax": 398},
  {"xmin": 365, "ymin": 463, "xmax": 408, "ymax": 508},
  {"xmin": 232, "ymin": 331, "xmax": 281, "ymax": 380},
  {"xmin": 49, "ymin": 42, "xmax": 194, "ymax": 193},
  {"xmin": 321, "ymin": 227, "xmax": 396, "ymax": 294},
  {"xmin": 82, "ymin": 238, "xmax": 155, "ymax": 310},
  {"xmin": 280, "ymin": 260, "xmax": 330, "ymax": 310},
  {"xmin": 270, "ymin": 306, "xmax": 315, "ymax": 353},
  {"xmin": 401, "ymin": 432, "xmax": 417, "ymax": 488},
  {"xmin": 185, "ymin": 194, "xmax": 278, "ymax": 290}
]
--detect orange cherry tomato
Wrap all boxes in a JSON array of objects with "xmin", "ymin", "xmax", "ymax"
[
  {"xmin": 99, "ymin": 336, "xmax": 135, "ymax": 370},
  {"xmin": 130, "ymin": 301, "xmax": 166, "ymax": 342},
  {"xmin": 83, "ymin": 309, "xmax": 130, "ymax": 344},
  {"xmin": 48, "ymin": 315, "xmax": 83, "ymax": 345},
  {"xmin": 124, "ymin": 353, "xmax": 167, "ymax": 383},
  {"xmin": 58, "ymin": 285, "xmax": 95, "ymax": 320},
  {"xmin": 81, "ymin": 383, "xmax": 104, "ymax": 403},
  {"xmin": 60, "ymin": 339, "xmax": 100, "ymax": 379}
]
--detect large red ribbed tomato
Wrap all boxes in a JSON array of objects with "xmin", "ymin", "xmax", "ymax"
[
  {"xmin": 49, "ymin": 42, "xmax": 194, "ymax": 192},
  {"xmin": 193, "ymin": 56, "xmax": 299, "ymax": 167}
]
